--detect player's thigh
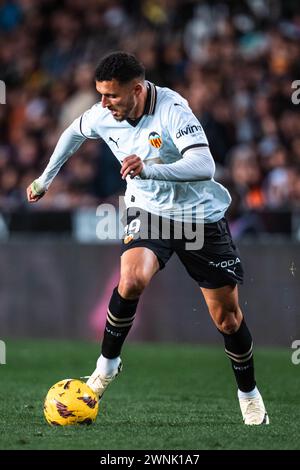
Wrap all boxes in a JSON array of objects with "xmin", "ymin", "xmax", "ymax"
[
  {"xmin": 120, "ymin": 247, "xmax": 160, "ymax": 288},
  {"xmin": 201, "ymin": 284, "xmax": 243, "ymax": 330},
  {"xmin": 175, "ymin": 218, "xmax": 244, "ymax": 289}
]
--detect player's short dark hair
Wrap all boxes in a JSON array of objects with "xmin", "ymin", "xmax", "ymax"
[{"xmin": 95, "ymin": 52, "xmax": 145, "ymax": 84}]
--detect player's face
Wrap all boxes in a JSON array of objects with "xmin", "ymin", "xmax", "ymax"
[{"xmin": 96, "ymin": 79, "xmax": 142, "ymax": 121}]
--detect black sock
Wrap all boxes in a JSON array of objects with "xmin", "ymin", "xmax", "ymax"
[
  {"xmin": 219, "ymin": 319, "xmax": 256, "ymax": 392},
  {"xmin": 101, "ymin": 287, "xmax": 139, "ymax": 359}
]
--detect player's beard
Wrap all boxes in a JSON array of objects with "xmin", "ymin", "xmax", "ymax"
[{"xmin": 111, "ymin": 95, "xmax": 136, "ymax": 122}]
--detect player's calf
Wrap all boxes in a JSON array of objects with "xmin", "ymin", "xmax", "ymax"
[
  {"xmin": 218, "ymin": 317, "xmax": 270, "ymax": 425},
  {"xmin": 101, "ymin": 286, "xmax": 139, "ymax": 359}
]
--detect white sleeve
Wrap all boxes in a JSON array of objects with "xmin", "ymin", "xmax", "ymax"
[
  {"xmin": 141, "ymin": 146, "xmax": 215, "ymax": 182},
  {"xmin": 167, "ymin": 100, "xmax": 209, "ymax": 155},
  {"xmin": 36, "ymin": 107, "xmax": 100, "ymax": 190}
]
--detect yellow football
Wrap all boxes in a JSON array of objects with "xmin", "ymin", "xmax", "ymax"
[{"xmin": 44, "ymin": 379, "xmax": 99, "ymax": 426}]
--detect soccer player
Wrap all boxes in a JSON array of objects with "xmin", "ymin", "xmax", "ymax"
[{"xmin": 27, "ymin": 52, "xmax": 269, "ymax": 425}]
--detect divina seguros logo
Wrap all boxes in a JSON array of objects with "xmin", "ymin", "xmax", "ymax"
[{"xmin": 176, "ymin": 124, "xmax": 202, "ymax": 138}]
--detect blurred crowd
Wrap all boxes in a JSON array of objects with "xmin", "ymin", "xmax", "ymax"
[{"xmin": 0, "ymin": 0, "xmax": 300, "ymax": 235}]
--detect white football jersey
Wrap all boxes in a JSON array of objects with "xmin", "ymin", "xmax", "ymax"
[{"xmin": 72, "ymin": 82, "xmax": 231, "ymax": 222}]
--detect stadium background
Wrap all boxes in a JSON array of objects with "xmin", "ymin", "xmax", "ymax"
[{"xmin": 0, "ymin": 0, "xmax": 300, "ymax": 451}]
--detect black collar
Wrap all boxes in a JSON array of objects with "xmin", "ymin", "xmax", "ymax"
[{"xmin": 126, "ymin": 81, "xmax": 157, "ymax": 127}]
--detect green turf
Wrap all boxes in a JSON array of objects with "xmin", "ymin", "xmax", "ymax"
[{"xmin": 0, "ymin": 340, "xmax": 299, "ymax": 450}]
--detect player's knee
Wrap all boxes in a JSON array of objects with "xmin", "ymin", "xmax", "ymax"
[
  {"xmin": 213, "ymin": 307, "xmax": 242, "ymax": 334},
  {"xmin": 118, "ymin": 273, "xmax": 149, "ymax": 299},
  {"xmin": 218, "ymin": 316, "xmax": 240, "ymax": 334}
]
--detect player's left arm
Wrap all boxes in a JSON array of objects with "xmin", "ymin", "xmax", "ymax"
[
  {"xmin": 120, "ymin": 101, "xmax": 215, "ymax": 181},
  {"xmin": 141, "ymin": 145, "xmax": 215, "ymax": 181},
  {"xmin": 120, "ymin": 147, "xmax": 215, "ymax": 181}
]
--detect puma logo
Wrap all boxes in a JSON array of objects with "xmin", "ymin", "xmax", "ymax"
[{"xmin": 109, "ymin": 136, "xmax": 120, "ymax": 148}]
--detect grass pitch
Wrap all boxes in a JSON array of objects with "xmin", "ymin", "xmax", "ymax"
[{"xmin": 0, "ymin": 340, "xmax": 299, "ymax": 450}]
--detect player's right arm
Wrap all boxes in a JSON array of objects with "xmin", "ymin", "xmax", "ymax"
[{"xmin": 27, "ymin": 107, "xmax": 100, "ymax": 203}]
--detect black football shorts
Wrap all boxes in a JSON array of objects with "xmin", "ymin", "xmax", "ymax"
[{"xmin": 121, "ymin": 207, "xmax": 244, "ymax": 289}]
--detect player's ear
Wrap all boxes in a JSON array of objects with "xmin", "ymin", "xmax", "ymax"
[{"xmin": 134, "ymin": 83, "xmax": 143, "ymax": 97}]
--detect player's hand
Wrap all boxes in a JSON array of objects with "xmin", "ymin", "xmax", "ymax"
[
  {"xmin": 26, "ymin": 180, "xmax": 46, "ymax": 203},
  {"xmin": 120, "ymin": 155, "xmax": 144, "ymax": 180}
]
